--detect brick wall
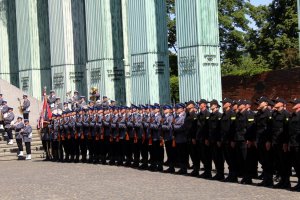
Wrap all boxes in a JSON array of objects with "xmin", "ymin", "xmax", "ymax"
[{"xmin": 222, "ymin": 67, "xmax": 300, "ymax": 109}]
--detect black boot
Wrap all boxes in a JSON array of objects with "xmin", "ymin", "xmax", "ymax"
[
  {"xmin": 189, "ymin": 169, "xmax": 199, "ymax": 177},
  {"xmin": 257, "ymin": 179, "xmax": 273, "ymax": 187},
  {"xmin": 274, "ymin": 177, "xmax": 291, "ymax": 189},
  {"xmin": 211, "ymin": 174, "xmax": 225, "ymax": 181},
  {"xmin": 163, "ymin": 167, "xmax": 175, "ymax": 174},
  {"xmin": 199, "ymin": 172, "xmax": 212, "ymax": 179},
  {"xmin": 175, "ymin": 168, "xmax": 187, "ymax": 175},
  {"xmin": 290, "ymin": 183, "xmax": 300, "ymax": 192},
  {"xmin": 240, "ymin": 177, "xmax": 253, "ymax": 185},
  {"xmin": 223, "ymin": 175, "xmax": 238, "ymax": 183}
]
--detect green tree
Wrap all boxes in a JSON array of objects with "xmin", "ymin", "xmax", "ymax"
[
  {"xmin": 170, "ymin": 75, "xmax": 179, "ymax": 103},
  {"xmin": 166, "ymin": 0, "xmax": 177, "ymax": 53},
  {"xmin": 218, "ymin": 0, "xmax": 251, "ymax": 65},
  {"xmin": 248, "ymin": 0, "xmax": 299, "ymax": 69}
]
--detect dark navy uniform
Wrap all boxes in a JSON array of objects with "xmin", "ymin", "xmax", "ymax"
[
  {"xmin": 133, "ymin": 110, "xmax": 143, "ymax": 167},
  {"xmin": 173, "ymin": 104, "xmax": 187, "ymax": 174},
  {"xmin": 161, "ymin": 106, "xmax": 175, "ymax": 173},
  {"xmin": 221, "ymin": 109, "xmax": 237, "ymax": 182},
  {"xmin": 149, "ymin": 109, "xmax": 163, "ymax": 171},
  {"xmin": 253, "ymin": 97, "xmax": 273, "ymax": 186},
  {"xmin": 140, "ymin": 110, "xmax": 150, "ymax": 169},
  {"xmin": 196, "ymin": 108, "xmax": 210, "ymax": 178},
  {"xmin": 118, "ymin": 110, "xmax": 127, "ymax": 165},
  {"xmin": 289, "ymin": 103, "xmax": 300, "ymax": 191},
  {"xmin": 270, "ymin": 109, "xmax": 290, "ymax": 188},
  {"xmin": 101, "ymin": 111, "xmax": 111, "ymax": 164},
  {"xmin": 94, "ymin": 110, "xmax": 103, "ymax": 163},
  {"xmin": 208, "ymin": 109, "xmax": 223, "ymax": 180},
  {"xmin": 74, "ymin": 111, "xmax": 83, "ymax": 162},
  {"xmin": 81, "ymin": 110, "xmax": 90, "ymax": 162},
  {"xmin": 234, "ymin": 106, "xmax": 255, "ymax": 184}
]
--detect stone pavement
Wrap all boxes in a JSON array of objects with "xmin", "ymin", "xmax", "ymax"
[{"xmin": 0, "ymin": 160, "xmax": 299, "ymax": 200}]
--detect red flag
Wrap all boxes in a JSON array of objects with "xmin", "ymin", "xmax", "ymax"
[{"xmin": 37, "ymin": 87, "xmax": 52, "ymax": 129}]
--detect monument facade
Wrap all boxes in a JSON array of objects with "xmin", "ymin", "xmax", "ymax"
[
  {"xmin": 0, "ymin": 0, "xmax": 19, "ymax": 87},
  {"xmin": 0, "ymin": 0, "xmax": 222, "ymax": 105},
  {"xmin": 48, "ymin": 0, "xmax": 87, "ymax": 100},
  {"xmin": 127, "ymin": 0, "xmax": 170, "ymax": 105},
  {"xmin": 85, "ymin": 0, "xmax": 126, "ymax": 104},
  {"xmin": 176, "ymin": 0, "xmax": 222, "ymax": 102},
  {"xmin": 15, "ymin": 0, "xmax": 51, "ymax": 99}
]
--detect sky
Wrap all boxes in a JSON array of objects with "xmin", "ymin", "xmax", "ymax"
[{"xmin": 250, "ymin": 0, "xmax": 273, "ymax": 6}]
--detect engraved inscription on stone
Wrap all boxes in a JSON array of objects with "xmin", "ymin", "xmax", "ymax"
[
  {"xmin": 53, "ymin": 72, "xmax": 64, "ymax": 89},
  {"xmin": 21, "ymin": 77, "xmax": 29, "ymax": 91},
  {"xmin": 203, "ymin": 54, "xmax": 218, "ymax": 67},
  {"xmin": 153, "ymin": 61, "xmax": 165, "ymax": 74},
  {"xmin": 69, "ymin": 72, "xmax": 84, "ymax": 83},
  {"xmin": 179, "ymin": 56, "xmax": 196, "ymax": 73},
  {"xmin": 90, "ymin": 68, "xmax": 102, "ymax": 83},
  {"xmin": 131, "ymin": 62, "xmax": 146, "ymax": 76},
  {"xmin": 107, "ymin": 68, "xmax": 124, "ymax": 81}
]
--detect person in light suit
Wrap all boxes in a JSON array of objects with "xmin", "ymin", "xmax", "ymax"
[{"xmin": 21, "ymin": 119, "xmax": 33, "ymax": 160}]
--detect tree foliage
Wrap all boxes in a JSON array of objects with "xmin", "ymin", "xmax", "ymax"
[
  {"xmin": 167, "ymin": 0, "xmax": 299, "ymax": 77},
  {"xmin": 248, "ymin": 0, "xmax": 299, "ymax": 69},
  {"xmin": 170, "ymin": 75, "xmax": 179, "ymax": 103}
]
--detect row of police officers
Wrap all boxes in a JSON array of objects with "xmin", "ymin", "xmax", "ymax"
[{"xmin": 40, "ymin": 97, "xmax": 300, "ymax": 192}]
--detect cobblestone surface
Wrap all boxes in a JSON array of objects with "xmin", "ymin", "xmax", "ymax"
[{"xmin": 0, "ymin": 160, "xmax": 299, "ymax": 200}]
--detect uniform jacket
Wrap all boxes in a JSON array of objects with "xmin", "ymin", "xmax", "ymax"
[
  {"xmin": 270, "ymin": 110, "xmax": 289, "ymax": 144},
  {"xmin": 14, "ymin": 121, "xmax": 25, "ymax": 139},
  {"xmin": 173, "ymin": 112, "xmax": 187, "ymax": 144},
  {"xmin": 254, "ymin": 108, "xmax": 271, "ymax": 143},
  {"xmin": 289, "ymin": 111, "xmax": 300, "ymax": 147},
  {"xmin": 150, "ymin": 112, "xmax": 162, "ymax": 141},
  {"xmin": 195, "ymin": 109, "xmax": 210, "ymax": 141},
  {"xmin": 134, "ymin": 113, "xmax": 143, "ymax": 139},
  {"xmin": 4, "ymin": 111, "xmax": 14, "ymax": 129},
  {"xmin": 22, "ymin": 124, "xmax": 33, "ymax": 143},
  {"xmin": 220, "ymin": 109, "xmax": 236, "ymax": 142},
  {"xmin": 161, "ymin": 113, "xmax": 174, "ymax": 141},
  {"xmin": 22, "ymin": 99, "xmax": 30, "ymax": 113},
  {"xmin": 103, "ymin": 114, "xmax": 111, "ymax": 137},
  {"xmin": 118, "ymin": 114, "xmax": 127, "ymax": 139},
  {"xmin": 208, "ymin": 111, "xmax": 222, "ymax": 142}
]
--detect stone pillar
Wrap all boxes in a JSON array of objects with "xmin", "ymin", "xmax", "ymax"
[
  {"xmin": 48, "ymin": 0, "xmax": 87, "ymax": 100},
  {"xmin": 127, "ymin": 0, "xmax": 170, "ymax": 105},
  {"xmin": 176, "ymin": 0, "xmax": 222, "ymax": 102},
  {"xmin": 15, "ymin": 0, "xmax": 51, "ymax": 99},
  {"xmin": 0, "ymin": 0, "xmax": 18, "ymax": 87},
  {"xmin": 85, "ymin": 0, "xmax": 126, "ymax": 104},
  {"xmin": 121, "ymin": 0, "xmax": 131, "ymax": 106}
]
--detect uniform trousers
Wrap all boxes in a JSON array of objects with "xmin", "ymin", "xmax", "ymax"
[
  {"xmin": 16, "ymin": 138, "xmax": 23, "ymax": 152},
  {"xmin": 165, "ymin": 140, "xmax": 176, "ymax": 168},
  {"xmin": 290, "ymin": 146, "xmax": 300, "ymax": 180},
  {"xmin": 25, "ymin": 142, "xmax": 31, "ymax": 154},
  {"xmin": 190, "ymin": 141, "xmax": 201, "ymax": 170},
  {"xmin": 176, "ymin": 142, "xmax": 188, "ymax": 170}
]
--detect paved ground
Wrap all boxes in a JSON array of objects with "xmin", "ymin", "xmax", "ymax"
[{"xmin": 0, "ymin": 159, "xmax": 299, "ymax": 200}]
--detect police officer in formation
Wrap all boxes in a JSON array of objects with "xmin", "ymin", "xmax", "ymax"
[{"xmin": 42, "ymin": 95, "xmax": 300, "ymax": 192}]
